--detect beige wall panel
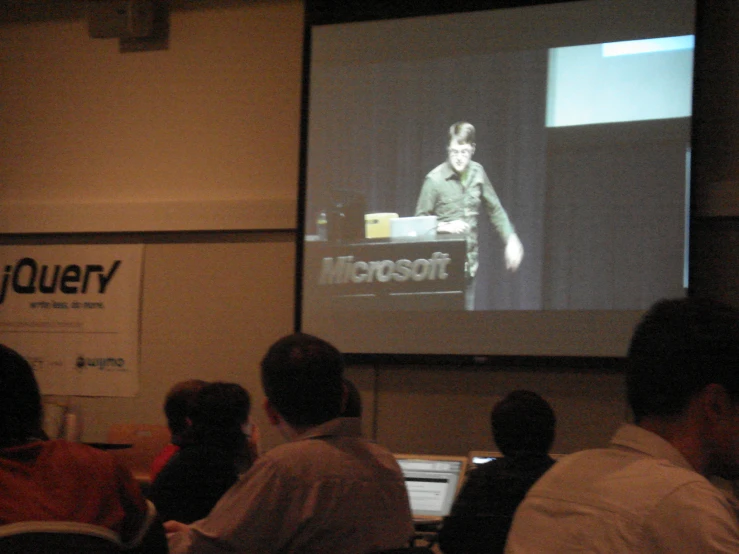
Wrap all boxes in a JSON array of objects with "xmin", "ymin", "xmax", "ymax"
[
  {"xmin": 0, "ymin": 0, "xmax": 303, "ymax": 232},
  {"xmin": 374, "ymin": 366, "xmax": 625, "ymax": 456},
  {"xmin": 344, "ymin": 366, "xmax": 378, "ymax": 440}
]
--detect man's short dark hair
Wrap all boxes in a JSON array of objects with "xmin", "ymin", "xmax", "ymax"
[
  {"xmin": 448, "ymin": 122, "xmax": 475, "ymax": 146},
  {"xmin": 189, "ymin": 382, "xmax": 251, "ymax": 453},
  {"xmin": 627, "ymin": 297, "xmax": 739, "ymax": 422},
  {"xmin": 0, "ymin": 344, "xmax": 43, "ymax": 446},
  {"xmin": 491, "ymin": 390, "xmax": 555, "ymax": 456},
  {"xmin": 164, "ymin": 379, "xmax": 208, "ymax": 437},
  {"xmin": 261, "ymin": 333, "xmax": 344, "ymax": 427},
  {"xmin": 190, "ymin": 382, "xmax": 250, "ymax": 430}
]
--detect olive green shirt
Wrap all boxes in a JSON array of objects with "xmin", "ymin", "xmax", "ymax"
[{"xmin": 415, "ymin": 160, "xmax": 515, "ymax": 277}]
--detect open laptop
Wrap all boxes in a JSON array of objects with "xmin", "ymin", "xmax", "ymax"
[
  {"xmin": 389, "ymin": 215, "xmax": 437, "ymax": 239},
  {"xmin": 394, "ymin": 453, "xmax": 468, "ymax": 525}
]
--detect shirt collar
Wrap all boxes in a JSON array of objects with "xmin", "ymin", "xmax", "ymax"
[
  {"xmin": 443, "ymin": 161, "xmax": 478, "ymax": 183},
  {"xmin": 610, "ymin": 423, "xmax": 695, "ymax": 472},
  {"xmin": 295, "ymin": 417, "xmax": 363, "ymax": 442},
  {"xmin": 442, "ymin": 162, "xmax": 461, "ymax": 181}
]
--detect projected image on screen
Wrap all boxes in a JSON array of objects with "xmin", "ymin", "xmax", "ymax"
[{"xmin": 300, "ymin": 0, "xmax": 696, "ymax": 357}]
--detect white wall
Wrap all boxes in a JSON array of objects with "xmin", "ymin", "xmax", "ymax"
[{"xmin": 0, "ymin": 0, "xmax": 301, "ymax": 232}]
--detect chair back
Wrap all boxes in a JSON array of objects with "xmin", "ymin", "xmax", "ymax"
[
  {"xmin": 106, "ymin": 423, "xmax": 171, "ymax": 485},
  {"xmin": 371, "ymin": 546, "xmax": 434, "ymax": 554},
  {"xmin": 0, "ymin": 522, "xmax": 122, "ymax": 554}
]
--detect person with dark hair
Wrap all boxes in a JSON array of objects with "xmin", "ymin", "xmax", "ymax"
[
  {"xmin": 148, "ymin": 382, "xmax": 253, "ymax": 524},
  {"xmin": 438, "ymin": 390, "xmax": 557, "ymax": 554},
  {"xmin": 150, "ymin": 379, "xmax": 207, "ymax": 482},
  {"xmin": 506, "ymin": 297, "xmax": 739, "ymax": 553},
  {"xmin": 165, "ymin": 333, "xmax": 413, "ymax": 554},
  {"xmin": 416, "ymin": 121, "xmax": 524, "ymax": 310},
  {"xmin": 0, "ymin": 343, "xmax": 167, "ymax": 552}
]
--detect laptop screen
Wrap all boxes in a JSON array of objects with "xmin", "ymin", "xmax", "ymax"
[
  {"xmin": 394, "ymin": 454, "xmax": 467, "ymax": 520},
  {"xmin": 468, "ymin": 450, "xmax": 565, "ymax": 469},
  {"xmin": 389, "ymin": 216, "xmax": 437, "ymax": 239},
  {"xmin": 468, "ymin": 450, "xmax": 504, "ymax": 469}
]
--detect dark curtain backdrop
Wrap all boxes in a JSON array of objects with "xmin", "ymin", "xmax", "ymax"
[
  {"xmin": 306, "ymin": 50, "xmax": 548, "ymax": 309},
  {"xmin": 543, "ymin": 120, "xmax": 689, "ymax": 309}
]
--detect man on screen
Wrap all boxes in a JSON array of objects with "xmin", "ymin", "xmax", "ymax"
[{"xmin": 416, "ymin": 122, "xmax": 523, "ymax": 310}]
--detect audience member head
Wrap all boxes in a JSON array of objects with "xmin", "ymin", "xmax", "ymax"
[
  {"xmin": 261, "ymin": 333, "xmax": 344, "ymax": 428},
  {"xmin": 189, "ymin": 382, "xmax": 251, "ymax": 452},
  {"xmin": 342, "ymin": 378, "xmax": 362, "ymax": 418},
  {"xmin": 627, "ymin": 297, "xmax": 739, "ymax": 479},
  {"xmin": 491, "ymin": 390, "xmax": 556, "ymax": 457},
  {"xmin": 627, "ymin": 297, "xmax": 739, "ymax": 423},
  {"xmin": 164, "ymin": 379, "xmax": 207, "ymax": 439},
  {"xmin": 0, "ymin": 344, "xmax": 43, "ymax": 447}
]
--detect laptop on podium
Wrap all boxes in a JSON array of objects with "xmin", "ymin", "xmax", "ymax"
[{"xmin": 389, "ymin": 216, "xmax": 437, "ymax": 239}]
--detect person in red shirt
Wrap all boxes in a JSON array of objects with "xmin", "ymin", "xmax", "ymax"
[{"xmin": 0, "ymin": 343, "xmax": 167, "ymax": 552}]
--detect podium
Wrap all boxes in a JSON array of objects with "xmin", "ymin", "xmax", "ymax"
[{"xmin": 303, "ymin": 235, "xmax": 466, "ymax": 310}]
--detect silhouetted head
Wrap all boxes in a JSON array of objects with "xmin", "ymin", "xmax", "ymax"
[
  {"xmin": 164, "ymin": 379, "xmax": 208, "ymax": 438},
  {"xmin": 261, "ymin": 333, "xmax": 344, "ymax": 427},
  {"xmin": 627, "ymin": 297, "xmax": 739, "ymax": 422},
  {"xmin": 0, "ymin": 344, "xmax": 43, "ymax": 447},
  {"xmin": 189, "ymin": 382, "xmax": 251, "ymax": 453},
  {"xmin": 491, "ymin": 390, "xmax": 556, "ymax": 457}
]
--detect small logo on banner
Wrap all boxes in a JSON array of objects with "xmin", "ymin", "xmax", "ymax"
[{"xmin": 75, "ymin": 355, "xmax": 127, "ymax": 372}]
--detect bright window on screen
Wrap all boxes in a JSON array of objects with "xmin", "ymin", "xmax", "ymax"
[{"xmin": 547, "ymin": 36, "xmax": 695, "ymax": 127}]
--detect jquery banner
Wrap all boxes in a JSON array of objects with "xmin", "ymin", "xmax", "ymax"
[{"xmin": 0, "ymin": 245, "xmax": 143, "ymax": 397}]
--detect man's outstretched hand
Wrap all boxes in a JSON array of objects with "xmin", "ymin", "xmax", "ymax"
[{"xmin": 505, "ymin": 233, "xmax": 524, "ymax": 271}]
